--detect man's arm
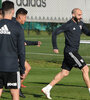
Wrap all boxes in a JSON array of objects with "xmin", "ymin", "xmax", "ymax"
[
  {"xmin": 52, "ymin": 24, "xmax": 67, "ymax": 53},
  {"xmin": 24, "ymin": 40, "xmax": 41, "ymax": 47},
  {"xmin": 24, "ymin": 40, "xmax": 38, "ymax": 45},
  {"xmin": 17, "ymin": 27, "xmax": 25, "ymax": 75},
  {"xmin": 82, "ymin": 23, "xmax": 90, "ymax": 36}
]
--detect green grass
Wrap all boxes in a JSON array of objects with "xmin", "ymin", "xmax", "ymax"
[
  {"xmin": 1, "ymin": 67, "xmax": 90, "ymax": 100},
  {"xmin": 1, "ymin": 31, "xmax": 90, "ymax": 100}
]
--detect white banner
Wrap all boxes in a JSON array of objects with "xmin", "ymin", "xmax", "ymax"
[{"xmin": 2, "ymin": 0, "xmax": 90, "ymax": 23}]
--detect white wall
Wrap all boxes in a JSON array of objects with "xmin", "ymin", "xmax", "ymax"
[{"xmin": 2, "ymin": 0, "xmax": 90, "ymax": 23}]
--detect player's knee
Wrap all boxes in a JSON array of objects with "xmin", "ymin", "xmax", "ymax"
[
  {"xmin": 28, "ymin": 66, "xmax": 31, "ymax": 71},
  {"xmin": 82, "ymin": 65, "xmax": 89, "ymax": 73},
  {"xmin": 64, "ymin": 72, "xmax": 69, "ymax": 77},
  {"xmin": 26, "ymin": 66, "xmax": 31, "ymax": 72},
  {"xmin": 10, "ymin": 89, "xmax": 19, "ymax": 97},
  {"xmin": 62, "ymin": 71, "xmax": 69, "ymax": 77}
]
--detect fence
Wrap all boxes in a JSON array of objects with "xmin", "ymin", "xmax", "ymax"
[{"xmin": 0, "ymin": 0, "xmax": 1, "ymax": 8}]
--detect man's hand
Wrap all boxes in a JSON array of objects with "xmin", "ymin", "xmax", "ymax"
[
  {"xmin": 53, "ymin": 49, "xmax": 59, "ymax": 53},
  {"xmin": 20, "ymin": 73, "xmax": 26, "ymax": 80},
  {"xmin": 37, "ymin": 41, "xmax": 42, "ymax": 47},
  {"xmin": 24, "ymin": 42, "xmax": 27, "ymax": 46}
]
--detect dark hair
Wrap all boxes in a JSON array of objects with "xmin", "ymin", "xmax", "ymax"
[
  {"xmin": 2, "ymin": 1, "xmax": 14, "ymax": 11},
  {"xmin": 16, "ymin": 8, "xmax": 28, "ymax": 17},
  {"xmin": 71, "ymin": 10, "xmax": 74, "ymax": 14},
  {"xmin": 0, "ymin": 8, "xmax": 2, "ymax": 11},
  {"xmin": 0, "ymin": 8, "xmax": 2, "ymax": 15},
  {"xmin": 71, "ymin": 8, "xmax": 81, "ymax": 14}
]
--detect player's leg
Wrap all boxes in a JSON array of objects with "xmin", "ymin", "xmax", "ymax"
[
  {"xmin": 0, "ymin": 89, "xmax": 3, "ymax": 97},
  {"xmin": 42, "ymin": 52, "xmax": 73, "ymax": 99},
  {"xmin": 81, "ymin": 65, "xmax": 90, "ymax": 93},
  {"xmin": 70, "ymin": 51, "xmax": 90, "ymax": 94},
  {"xmin": 50, "ymin": 69, "xmax": 69, "ymax": 86},
  {"xmin": 73, "ymin": 52, "xmax": 90, "ymax": 94},
  {"xmin": 0, "ymin": 72, "xmax": 3, "ymax": 97},
  {"xmin": 10, "ymin": 89, "xmax": 19, "ymax": 100},
  {"xmin": 19, "ymin": 61, "xmax": 31, "ymax": 97},
  {"xmin": 6, "ymin": 72, "xmax": 20, "ymax": 100},
  {"xmin": 24, "ymin": 61, "xmax": 31, "ymax": 78},
  {"xmin": 21, "ymin": 61, "xmax": 31, "ymax": 87},
  {"xmin": 42, "ymin": 69, "xmax": 70, "ymax": 99}
]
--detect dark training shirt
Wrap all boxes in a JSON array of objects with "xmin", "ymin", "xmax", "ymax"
[
  {"xmin": 0, "ymin": 19, "xmax": 25, "ymax": 74},
  {"xmin": 52, "ymin": 19, "xmax": 90, "ymax": 53},
  {"xmin": 12, "ymin": 17, "xmax": 38, "ymax": 46},
  {"xmin": 24, "ymin": 40, "xmax": 38, "ymax": 46}
]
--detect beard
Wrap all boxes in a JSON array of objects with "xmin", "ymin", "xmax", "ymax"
[{"xmin": 73, "ymin": 16, "xmax": 82, "ymax": 23}]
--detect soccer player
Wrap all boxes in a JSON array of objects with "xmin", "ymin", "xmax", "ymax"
[
  {"xmin": 42, "ymin": 8, "xmax": 90, "ymax": 99},
  {"xmin": 15, "ymin": 8, "xmax": 41, "ymax": 97},
  {"xmin": 15, "ymin": 8, "xmax": 30, "ymax": 90},
  {"xmin": 0, "ymin": 1, "xmax": 25, "ymax": 100}
]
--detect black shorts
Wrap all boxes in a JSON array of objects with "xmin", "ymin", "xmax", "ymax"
[
  {"xmin": 0, "ymin": 71, "xmax": 20, "ymax": 89},
  {"xmin": 61, "ymin": 51, "xmax": 86, "ymax": 71}
]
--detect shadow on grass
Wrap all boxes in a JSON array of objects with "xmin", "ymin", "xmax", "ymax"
[
  {"xmin": 23, "ymin": 84, "xmax": 87, "ymax": 100},
  {"xmin": 28, "ymin": 82, "xmax": 86, "ymax": 88},
  {"xmin": 24, "ymin": 91, "xmax": 43, "ymax": 98},
  {"xmin": 56, "ymin": 96, "xmax": 77, "ymax": 100},
  {"xmin": 23, "ymin": 90, "xmax": 79, "ymax": 100},
  {"xmin": 1, "ymin": 96, "xmax": 10, "ymax": 100},
  {"xmin": 1, "ymin": 90, "xmax": 11, "ymax": 100},
  {"xmin": 31, "ymin": 94, "xmax": 42, "ymax": 98},
  {"xmin": 1, "ymin": 97, "xmax": 9, "ymax": 99},
  {"xmin": 2, "ymin": 90, "xmax": 10, "ymax": 93},
  {"xmin": 23, "ymin": 91, "xmax": 78, "ymax": 100},
  {"xmin": 56, "ymin": 95, "xmax": 86, "ymax": 100},
  {"xmin": 47, "ymin": 60, "xmax": 61, "ymax": 64}
]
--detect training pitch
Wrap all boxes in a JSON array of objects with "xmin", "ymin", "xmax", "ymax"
[{"xmin": 1, "ymin": 31, "xmax": 90, "ymax": 100}]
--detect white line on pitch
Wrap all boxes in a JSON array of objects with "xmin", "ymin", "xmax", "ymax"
[
  {"xmin": 26, "ymin": 52, "xmax": 90, "ymax": 58},
  {"xmin": 25, "ymin": 37, "xmax": 51, "ymax": 40},
  {"xmin": 26, "ymin": 52, "xmax": 63, "ymax": 57}
]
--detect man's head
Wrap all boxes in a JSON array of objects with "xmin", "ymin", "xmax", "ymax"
[
  {"xmin": 16, "ymin": 8, "xmax": 28, "ymax": 24},
  {"xmin": 2, "ymin": 1, "xmax": 14, "ymax": 18},
  {"xmin": 72, "ymin": 8, "xmax": 82, "ymax": 22},
  {"xmin": 0, "ymin": 8, "xmax": 3, "ymax": 19}
]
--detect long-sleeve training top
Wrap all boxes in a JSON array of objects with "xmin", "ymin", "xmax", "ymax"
[
  {"xmin": 24, "ymin": 40, "xmax": 38, "ymax": 46},
  {"xmin": 0, "ymin": 19, "xmax": 25, "ymax": 74},
  {"xmin": 52, "ymin": 19, "xmax": 90, "ymax": 53},
  {"xmin": 12, "ymin": 17, "xmax": 38, "ymax": 46}
]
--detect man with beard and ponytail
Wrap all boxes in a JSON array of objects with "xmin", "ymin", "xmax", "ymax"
[{"xmin": 42, "ymin": 8, "xmax": 90, "ymax": 99}]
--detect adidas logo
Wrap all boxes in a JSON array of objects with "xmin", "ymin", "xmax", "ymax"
[
  {"xmin": 79, "ymin": 25, "xmax": 82, "ymax": 30},
  {"xmin": 0, "ymin": 24, "xmax": 11, "ymax": 35},
  {"xmin": 73, "ymin": 27, "xmax": 76, "ymax": 30}
]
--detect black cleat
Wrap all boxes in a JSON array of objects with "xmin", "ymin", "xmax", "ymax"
[{"xmin": 19, "ymin": 89, "xmax": 26, "ymax": 98}]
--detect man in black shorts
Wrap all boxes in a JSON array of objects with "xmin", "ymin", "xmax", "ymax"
[
  {"xmin": 0, "ymin": 1, "xmax": 25, "ymax": 100},
  {"xmin": 42, "ymin": 8, "xmax": 90, "ymax": 99}
]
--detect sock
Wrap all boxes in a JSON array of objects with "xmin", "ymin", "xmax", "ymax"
[
  {"xmin": 45, "ymin": 84, "xmax": 52, "ymax": 91},
  {"xmin": 88, "ymin": 88, "xmax": 90, "ymax": 93}
]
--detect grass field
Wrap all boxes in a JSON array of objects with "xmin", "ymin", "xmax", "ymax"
[{"xmin": 1, "ymin": 31, "xmax": 90, "ymax": 100}]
